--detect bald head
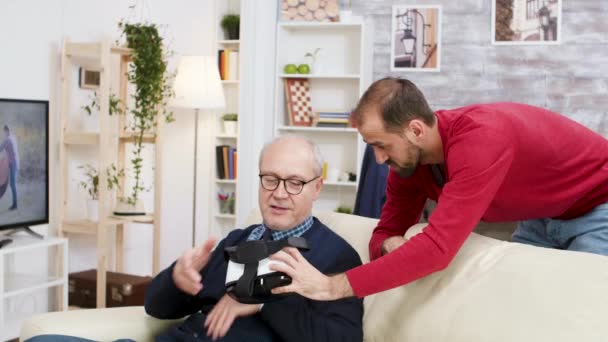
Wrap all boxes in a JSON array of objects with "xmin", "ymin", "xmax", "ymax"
[
  {"xmin": 352, "ymin": 77, "xmax": 435, "ymax": 133},
  {"xmin": 258, "ymin": 135, "xmax": 324, "ymax": 177}
]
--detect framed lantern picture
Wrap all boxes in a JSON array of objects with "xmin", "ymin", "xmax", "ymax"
[
  {"xmin": 492, "ymin": 0, "xmax": 561, "ymax": 45},
  {"xmin": 391, "ymin": 5, "xmax": 442, "ymax": 72}
]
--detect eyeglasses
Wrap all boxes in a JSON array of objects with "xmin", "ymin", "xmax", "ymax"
[{"xmin": 259, "ymin": 174, "xmax": 319, "ymax": 195}]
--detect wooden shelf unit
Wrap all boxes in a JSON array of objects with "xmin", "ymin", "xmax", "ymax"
[{"xmin": 59, "ymin": 38, "xmax": 162, "ymax": 308}]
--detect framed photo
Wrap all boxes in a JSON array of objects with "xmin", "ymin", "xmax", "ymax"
[
  {"xmin": 78, "ymin": 67, "xmax": 101, "ymax": 89},
  {"xmin": 492, "ymin": 0, "xmax": 561, "ymax": 45},
  {"xmin": 280, "ymin": 0, "xmax": 340, "ymax": 22},
  {"xmin": 391, "ymin": 5, "xmax": 442, "ymax": 72}
]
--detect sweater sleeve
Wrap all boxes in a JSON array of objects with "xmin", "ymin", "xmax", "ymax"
[
  {"xmin": 144, "ymin": 262, "xmax": 204, "ymax": 319},
  {"xmin": 144, "ymin": 238, "xmax": 230, "ymax": 319},
  {"xmin": 259, "ymin": 248, "xmax": 364, "ymax": 342},
  {"xmin": 347, "ymin": 126, "xmax": 515, "ymax": 297},
  {"xmin": 368, "ymin": 169, "xmax": 428, "ymax": 260}
]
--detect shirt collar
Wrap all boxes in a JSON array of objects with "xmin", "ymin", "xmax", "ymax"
[{"xmin": 247, "ymin": 216, "xmax": 314, "ymax": 241}]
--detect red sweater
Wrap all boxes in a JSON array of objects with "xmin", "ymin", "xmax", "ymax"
[{"xmin": 346, "ymin": 103, "xmax": 608, "ymax": 297}]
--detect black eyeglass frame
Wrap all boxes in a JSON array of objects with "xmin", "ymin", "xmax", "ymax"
[{"xmin": 258, "ymin": 174, "xmax": 320, "ymax": 195}]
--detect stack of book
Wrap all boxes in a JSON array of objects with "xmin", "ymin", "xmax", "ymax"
[
  {"xmin": 217, "ymin": 49, "xmax": 239, "ymax": 81},
  {"xmin": 215, "ymin": 145, "xmax": 237, "ymax": 179},
  {"xmin": 314, "ymin": 111, "xmax": 352, "ymax": 128}
]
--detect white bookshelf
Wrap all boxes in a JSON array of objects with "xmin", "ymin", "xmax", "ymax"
[
  {"xmin": 210, "ymin": 0, "xmax": 243, "ymax": 239},
  {"xmin": 0, "ymin": 236, "xmax": 68, "ymax": 341},
  {"xmin": 274, "ymin": 17, "xmax": 373, "ymax": 213}
]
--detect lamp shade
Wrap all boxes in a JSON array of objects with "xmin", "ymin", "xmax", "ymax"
[{"xmin": 170, "ymin": 55, "xmax": 225, "ymax": 109}]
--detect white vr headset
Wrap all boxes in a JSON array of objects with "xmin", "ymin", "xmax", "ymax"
[{"xmin": 224, "ymin": 236, "xmax": 309, "ymax": 304}]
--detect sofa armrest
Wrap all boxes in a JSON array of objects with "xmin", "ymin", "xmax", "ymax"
[{"xmin": 20, "ymin": 306, "xmax": 183, "ymax": 342}]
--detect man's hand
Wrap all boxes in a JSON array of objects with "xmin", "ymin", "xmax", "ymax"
[
  {"xmin": 204, "ymin": 294, "xmax": 261, "ymax": 340},
  {"xmin": 172, "ymin": 238, "xmax": 217, "ymax": 295},
  {"xmin": 269, "ymin": 247, "xmax": 355, "ymax": 300},
  {"xmin": 381, "ymin": 236, "xmax": 407, "ymax": 255}
]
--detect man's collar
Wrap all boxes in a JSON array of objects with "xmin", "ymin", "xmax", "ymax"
[{"xmin": 247, "ymin": 216, "xmax": 314, "ymax": 241}]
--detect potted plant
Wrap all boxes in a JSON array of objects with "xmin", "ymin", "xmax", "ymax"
[
  {"xmin": 304, "ymin": 48, "xmax": 322, "ymax": 74},
  {"xmin": 115, "ymin": 21, "xmax": 174, "ymax": 215},
  {"xmin": 221, "ymin": 14, "xmax": 240, "ymax": 40},
  {"xmin": 78, "ymin": 164, "xmax": 122, "ymax": 221},
  {"xmin": 222, "ymin": 113, "xmax": 238, "ymax": 135},
  {"xmin": 335, "ymin": 206, "xmax": 353, "ymax": 215}
]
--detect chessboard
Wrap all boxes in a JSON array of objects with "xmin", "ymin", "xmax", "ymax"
[{"xmin": 284, "ymin": 78, "xmax": 314, "ymax": 127}]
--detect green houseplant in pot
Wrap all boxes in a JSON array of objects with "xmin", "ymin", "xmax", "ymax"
[
  {"xmin": 222, "ymin": 113, "xmax": 238, "ymax": 135},
  {"xmin": 78, "ymin": 164, "xmax": 123, "ymax": 221},
  {"xmin": 115, "ymin": 20, "xmax": 174, "ymax": 215},
  {"xmin": 221, "ymin": 14, "xmax": 240, "ymax": 40}
]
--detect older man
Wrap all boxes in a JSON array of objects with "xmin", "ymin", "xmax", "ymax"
[
  {"xmin": 25, "ymin": 135, "xmax": 363, "ymax": 342},
  {"xmin": 144, "ymin": 135, "xmax": 363, "ymax": 341}
]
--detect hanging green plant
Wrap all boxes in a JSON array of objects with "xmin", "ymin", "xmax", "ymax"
[{"xmin": 118, "ymin": 20, "xmax": 174, "ymax": 207}]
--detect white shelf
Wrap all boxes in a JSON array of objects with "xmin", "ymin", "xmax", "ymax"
[
  {"xmin": 1, "ymin": 317, "xmax": 20, "ymax": 342},
  {"xmin": 1, "ymin": 236, "xmax": 68, "ymax": 341},
  {"xmin": 323, "ymin": 181, "xmax": 358, "ymax": 187},
  {"xmin": 274, "ymin": 15, "xmax": 370, "ymax": 213},
  {"xmin": 279, "ymin": 73, "xmax": 360, "ymax": 79},
  {"xmin": 216, "ymin": 179, "xmax": 237, "ymax": 184},
  {"xmin": 279, "ymin": 20, "xmax": 363, "ymax": 29},
  {"xmin": 222, "ymin": 80, "xmax": 240, "ymax": 85},
  {"xmin": 218, "ymin": 39, "xmax": 240, "ymax": 44},
  {"xmin": 4, "ymin": 273, "xmax": 64, "ymax": 298},
  {"xmin": 216, "ymin": 133, "xmax": 238, "ymax": 139},
  {"xmin": 0, "ymin": 236, "xmax": 66, "ymax": 255},
  {"xmin": 215, "ymin": 214, "xmax": 236, "ymax": 219},
  {"xmin": 278, "ymin": 125, "xmax": 357, "ymax": 133}
]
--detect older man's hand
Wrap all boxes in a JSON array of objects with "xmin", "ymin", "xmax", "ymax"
[
  {"xmin": 172, "ymin": 238, "xmax": 217, "ymax": 295},
  {"xmin": 205, "ymin": 294, "xmax": 261, "ymax": 340}
]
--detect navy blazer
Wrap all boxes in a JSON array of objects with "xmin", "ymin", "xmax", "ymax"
[{"xmin": 145, "ymin": 218, "xmax": 363, "ymax": 342}]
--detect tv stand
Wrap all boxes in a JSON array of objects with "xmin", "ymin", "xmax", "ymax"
[{"xmin": 6, "ymin": 226, "xmax": 44, "ymax": 239}]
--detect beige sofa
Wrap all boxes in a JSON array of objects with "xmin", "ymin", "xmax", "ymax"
[{"xmin": 22, "ymin": 211, "xmax": 608, "ymax": 341}]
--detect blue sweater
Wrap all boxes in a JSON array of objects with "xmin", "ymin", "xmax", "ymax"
[{"xmin": 145, "ymin": 218, "xmax": 363, "ymax": 342}]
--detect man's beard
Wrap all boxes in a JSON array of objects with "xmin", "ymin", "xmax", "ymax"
[
  {"xmin": 391, "ymin": 165, "xmax": 416, "ymax": 178},
  {"xmin": 388, "ymin": 145, "xmax": 421, "ymax": 179}
]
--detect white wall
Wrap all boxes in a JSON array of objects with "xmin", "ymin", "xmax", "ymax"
[{"xmin": 0, "ymin": 0, "xmax": 216, "ymax": 275}]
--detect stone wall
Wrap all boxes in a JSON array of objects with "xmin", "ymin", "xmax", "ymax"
[
  {"xmin": 353, "ymin": 0, "xmax": 608, "ymax": 135},
  {"xmin": 352, "ymin": 0, "xmax": 608, "ymax": 239}
]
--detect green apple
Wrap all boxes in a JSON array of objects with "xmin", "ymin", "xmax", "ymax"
[
  {"xmin": 284, "ymin": 64, "xmax": 298, "ymax": 74},
  {"xmin": 297, "ymin": 64, "xmax": 310, "ymax": 74}
]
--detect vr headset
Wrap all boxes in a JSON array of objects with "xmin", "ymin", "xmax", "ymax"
[{"xmin": 225, "ymin": 236, "xmax": 309, "ymax": 304}]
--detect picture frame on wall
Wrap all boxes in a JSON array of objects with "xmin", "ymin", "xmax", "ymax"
[
  {"xmin": 78, "ymin": 68, "xmax": 101, "ymax": 89},
  {"xmin": 492, "ymin": 0, "xmax": 561, "ymax": 45},
  {"xmin": 391, "ymin": 5, "xmax": 442, "ymax": 72}
]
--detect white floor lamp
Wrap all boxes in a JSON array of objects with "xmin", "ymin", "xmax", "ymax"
[{"xmin": 170, "ymin": 56, "xmax": 225, "ymax": 247}]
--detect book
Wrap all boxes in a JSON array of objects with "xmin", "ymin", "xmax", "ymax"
[{"xmin": 228, "ymin": 51, "xmax": 239, "ymax": 81}]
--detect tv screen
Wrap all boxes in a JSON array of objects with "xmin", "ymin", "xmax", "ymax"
[{"xmin": 0, "ymin": 98, "xmax": 49, "ymax": 231}]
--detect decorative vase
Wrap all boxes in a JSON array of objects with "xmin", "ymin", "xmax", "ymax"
[
  {"xmin": 86, "ymin": 199, "xmax": 99, "ymax": 221},
  {"xmin": 223, "ymin": 121, "xmax": 238, "ymax": 135},
  {"xmin": 113, "ymin": 198, "xmax": 146, "ymax": 216}
]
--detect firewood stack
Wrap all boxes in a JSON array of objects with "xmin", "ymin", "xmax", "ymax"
[{"xmin": 281, "ymin": 0, "xmax": 340, "ymax": 22}]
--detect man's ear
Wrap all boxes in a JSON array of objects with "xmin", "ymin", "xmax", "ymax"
[
  {"xmin": 407, "ymin": 119, "xmax": 428, "ymax": 142},
  {"xmin": 312, "ymin": 177, "xmax": 323, "ymax": 200}
]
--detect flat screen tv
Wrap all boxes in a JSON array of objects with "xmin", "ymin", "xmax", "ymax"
[{"xmin": 0, "ymin": 98, "xmax": 48, "ymax": 237}]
